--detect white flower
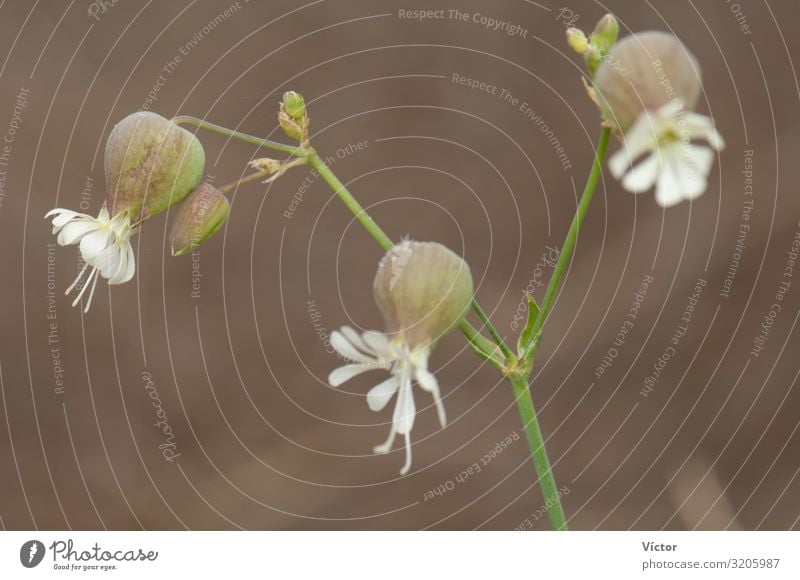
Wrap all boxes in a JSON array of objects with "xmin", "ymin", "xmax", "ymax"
[
  {"xmin": 45, "ymin": 206, "xmax": 137, "ymax": 312},
  {"xmin": 328, "ymin": 326, "xmax": 446, "ymax": 475},
  {"xmin": 609, "ymin": 100, "xmax": 725, "ymax": 207}
]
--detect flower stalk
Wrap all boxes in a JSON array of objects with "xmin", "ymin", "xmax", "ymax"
[
  {"xmin": 218, "ymin": 171, "xmax": 270, "ymax": 194},
  {"xmin": 171, "ymin": 115, "xmax": 304, "ymax": 156},
  {"xmin": 520, "ymin": 127, "xmax": 611, "ymax": 363},
  {"xmin": 509, "ymin": 373, "xmax": 566, "ymax": 530},
  {"xmin": 173, "ymin": 110, "xmax": 614, "ymax": 531}
]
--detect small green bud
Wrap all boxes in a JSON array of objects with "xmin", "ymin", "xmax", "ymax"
[
  {"xmin": 566, "ymin": 28, "xmax": 589, "ymax": 55},
  {"xmin": 584, "ymin": 44, "xmax": 603, "ymax": 76},
  {"xmin": 104, "ymin": 112, "xmax": 205, "ymax": 223},
  {"xmin": 590, "ymin": 14, "xmax": 619, "ymax": 54},
  {"xmin": 594, "ymin": 31, "xmax": 702, "ymax": 132},
  {"xmin": 169, "ymin": 183, "xmax": 230, "ymax": 256},
  {"xmin": 282, "ymin": 91, "xmax": 306, "ymax": 120},
  {"xmin": 373, "ymin": 240, "xmax": 474, "ymax": 349}
]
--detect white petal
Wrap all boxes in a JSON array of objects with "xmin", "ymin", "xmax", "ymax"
[
  {"xmin": 328, "ymin": 363, "xmax": 374, "ymax": 387},
  {"xmin": 415, "ymin": 367, "xmax": 436, "ymax": 392},
  {"xmin": 57, "ymin": 220, "xmax": 97, "ymax": 246},
  {"xmin": 657, "ymin": 99, "xmax": 686, "ymax": 120},
  {"xmin": 609, "ymin": 147, "xmax": 632, "ymax": 180},
  {"xmin": 655, "ymin": 144, "xmax": 713, "ymax": 206},
  {"xmin": 340, "ymin": 326, "xmax": 374, "ymax": 355},
  {"xmin": 46, "ymin": 209, "xmax": 83, "ymax": 229},
  {"xmin": 374, "ymin": 425, "xmax": 397, "ymax": 454},
  {"xmin": 682, "ymin": 111, "xmax": 725, "ymax": 150},
  {"xmin": 705, "ymin": 128, "xmax": 725, "ymax": 151},
  {"xmin": 362, "ymin": 331, "xmax": 391, "ymax": 355},
  {"xmin": 621, "ymin": 152, "xmax": 660, "ymax": 193},
  {"xmin": 655, "ymin": 170, "xmax": 685, "ymax": 208},
  {"xmin": 330, "ymin": 330, "xmax": 377, "ymax": 364},
  {"xmin": 95, "ymin": 244, "xmax": 121, "ymax": 278},
  {"xmin": 114, "ymin": 243, "xmax": 136, "ymax": 284},
  {"xmin": 393, "ymin": 377, "xmax": 416, "ymax": 435},
  {"xmin": 678, "ymin": 153, "xmax": 713, "ymax": 201},
  {"xmin": 79, "ymin": 228, "xmax": 113, "ymax": 260},
  {"xmin": 611, "ymin": 111, "xmax": 659, "ymax": 176},
  {"xmin": 108, "ymin": 247, "xmax": 128, "ymax": 283},
  {"xmin": 682, "ymin": 143, "xmax": 714, "ymax": 178},
  {"xmin": 416, "ymin": 368, "xmax": 447, "ymax": 427},
  {"xmin": 366, "ymin": 376, "xmax": 399, "ymax": 411},
  {"xmin": 45, "ymin": 208, "xmax": 69, "ymax": 219}
]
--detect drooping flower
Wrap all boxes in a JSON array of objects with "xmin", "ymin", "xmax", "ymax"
[
  {"xmin": 45, "ymin": 206, "xmax": 136, "ymax": 312},
  {"xmin": 608, "ymin": 100, "xmax": 725, "ymax": 207},
  {"xmin": 328, "ymin": 240, "xmax": 474, "ymax": 475},
  {"xmin": 593, "ymin": 31, "xmax": 702, "ymax": 133},
  {"xmin": 593, "ymin": 31, "xmax": 724, "ymax": 206},
  {"xmin": 329, "ymin": 327, "xmax": 443, "ymax": 475},
  {"xmin": 46, "ymin": 111, "xmax": 205, "ymax": 311}
]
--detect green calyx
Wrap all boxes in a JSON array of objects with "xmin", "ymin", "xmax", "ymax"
[
  {"xmin": 169, "ymin": 183, "xmax": 230, "ymax": 256},
  {"xmin": 373, "ymin": 240, "xmax": 474, "ymax": 350},
  {"xmin": 104, "ymin": 111, "xmax": 205, "ymax": 223},
  {"xmin": 593, "ymin": 31, "xmax": 702, "ymax": 133},
  {"xmin": 282, "ymin": 91, "xmax": 306, "ymax": 120}
]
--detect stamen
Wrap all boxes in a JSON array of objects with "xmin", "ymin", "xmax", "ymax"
[
  {"xmin": 374, "ymin": 428, "xmax": 396, "ymax": 454},
  {"xmin": 433, "ymin": 394, "xmax": 447, "ymax": 428},
  {"xmin": 400, "ymin": 432, "xmax": 412, "ymax": 476},
  {"xmin": 83, "ymin": 269, "xmax": 101, "ymax": 313},
  {"xmin": 71, "ymin": 267, "xmax": 97, "ymax": 308},
  {"xmin": 65, "ymin": 261, "xmax": 90, "ymax": 295}
]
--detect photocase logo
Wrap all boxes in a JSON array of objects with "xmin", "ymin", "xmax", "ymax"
[{"xmin": 20, "ymin": 540, "xmax": 45, "ymax": 568}]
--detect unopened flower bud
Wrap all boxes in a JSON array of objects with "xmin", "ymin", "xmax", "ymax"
[
  {"xmin": 590, "ymin": 14, "xmax": 619, "ymax": 54},
  {"xmin": 566, "ymin": 28, "xmax": 589, "ymax": 55},
  {"xmin": 594, "ymin": 31, "xmax": 702, "ymax": 132},
  {"xmin": 282, "ymin": 91, "xmax": 306, "ymax": 120},
  {"xmin": 169, "ymin": 183, "xmax": 230, "ymax": 256},
  {"xmin": 373, "ymin": 240, "xmax": 473, "ymax": 349},
  {"xmin": 249, "ymin": 157, "xmax": 283, "ymax": 175},
  {"xmin": 104, "ymin": 112, "xmax": 205, "ymax": 222},
  {"xmin": 278, "ymin": 108, "xmax": 304, "ymax": 141}
]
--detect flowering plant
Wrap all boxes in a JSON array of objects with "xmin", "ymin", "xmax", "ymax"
[{"xmin": 46, "ymin": 14, "xmax": 722, "ymax": 530}]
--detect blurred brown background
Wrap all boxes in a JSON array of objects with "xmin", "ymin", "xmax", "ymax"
[{"xmin": 0, "ymin": 0, "xmax": 798, "ymax": 530}]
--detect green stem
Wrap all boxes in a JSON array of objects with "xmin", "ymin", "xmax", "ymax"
[
  {"xmin": 521, "ymin": 127, "xmax": 611, "ymax": 361},
  {"xmin": 509, "ymin": 374, "xmax": 567, "ymax": 530},
  {"xmin": 307, "ymin": 149, "xmax": 393, "ymax": 250},
  {"xmin": 504, "ymin": 128, "xmax": 611, "ymax": 530},
  {"xmin": 471, "ymin": 298, "xmax": 514, "ymax": 363},
  {"xmin": 219, "ymin": 171, "xmax": 268, "ymax": 194},
  {"xmin": 171, "ymin": 115, "xmax": 304, "ymax": 157}
]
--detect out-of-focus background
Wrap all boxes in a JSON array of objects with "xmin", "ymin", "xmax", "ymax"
[{"xmin": 0, "ymin": 0, "xmax": 798, "ymax": 530}]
